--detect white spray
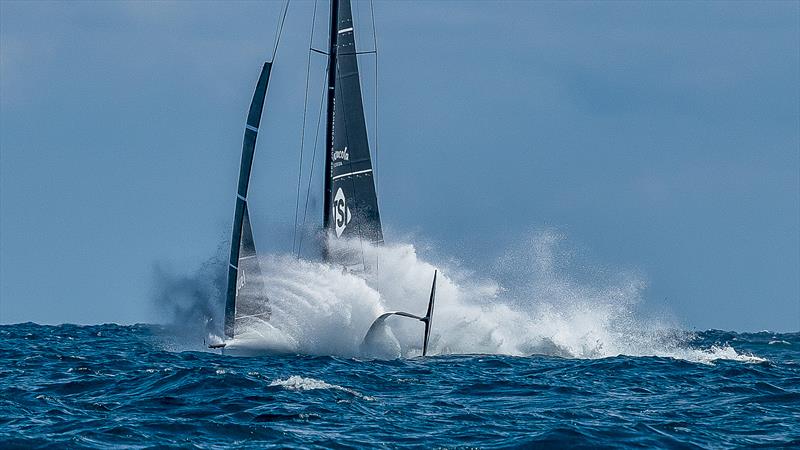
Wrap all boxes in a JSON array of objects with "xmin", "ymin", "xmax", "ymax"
[{"xmin": 212, "ymin": 231, "xmax": 762, "ymax": 363}]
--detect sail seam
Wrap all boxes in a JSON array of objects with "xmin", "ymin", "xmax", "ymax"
[{"xmin": 332, "ymin": 168, "xmax": 372, "ymax": 181}]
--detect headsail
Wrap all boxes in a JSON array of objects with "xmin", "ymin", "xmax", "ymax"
[
  {"xmin": 324, "ymin": 0, "xmax": 383, "ymax": 261},
  {"xmin": 224, "ymin": 62, "xmax": 272, "ymax": 339}
]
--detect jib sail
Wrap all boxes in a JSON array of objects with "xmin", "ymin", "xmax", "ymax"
[{"xmin": 224, "ymin": 62, "xmax": 272, "ymax": 339}]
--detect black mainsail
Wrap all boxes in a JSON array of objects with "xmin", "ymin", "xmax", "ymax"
[
  {"xmin": 323, "ymin": 0, "xmax": 383, "ymax": 258},
  {"xmin": 224, "ymin": 62, "xmax": 272, "ymax": 339}
]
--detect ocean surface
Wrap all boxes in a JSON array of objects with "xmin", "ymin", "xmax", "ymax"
[{"xmin": 1, "ymin": 323, "xmax": 798, "ymax": 448}]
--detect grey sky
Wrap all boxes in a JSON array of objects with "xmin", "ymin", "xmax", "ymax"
[{"xmin": 1, "ymin": 1, "xmax": 798, "ymax": 331}]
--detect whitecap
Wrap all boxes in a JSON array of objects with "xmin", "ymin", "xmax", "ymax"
[{"xmin": 269, "ymin": 376, "xmax": 374, "ymax": 401}]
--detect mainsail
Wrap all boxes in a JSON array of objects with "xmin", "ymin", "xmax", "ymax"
[
  {"xmin": 224, "ymin": 62, "xmax": 272, "ymax": 339},
  {"xmin": 323, "ymin": 0, "xmax": 383, "ymax": 259}
]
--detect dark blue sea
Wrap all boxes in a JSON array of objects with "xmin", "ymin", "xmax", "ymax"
[{"xmin": 1, "ymin": 324, "xmax": 798, "ymax": 448}]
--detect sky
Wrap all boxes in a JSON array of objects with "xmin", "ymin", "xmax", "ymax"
[{"xmin": 1, "ymin": 1, "xmax": 798, "ymax": 331}]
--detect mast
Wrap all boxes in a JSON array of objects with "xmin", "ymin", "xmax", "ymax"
[{"xmin": 323, "ymin": 0, "xmax": 339, "ymax": 239}]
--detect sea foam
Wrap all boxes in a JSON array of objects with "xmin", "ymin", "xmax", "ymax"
[{"xmin": 157, "ymin": 230, "xmax": 761, "ymax": 364}]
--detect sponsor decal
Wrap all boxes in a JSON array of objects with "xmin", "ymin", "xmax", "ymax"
[
  {"xmin": 332, "ymin": 146, "xmax": 349, "ymax": 162},
  {"xmin": 333, "ymin": 187, "xmax": 352, "ymax": 237}
]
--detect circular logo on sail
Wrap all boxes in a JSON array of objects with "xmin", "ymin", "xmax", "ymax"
[{"xmin": 333, "ymin": 187, "xmax": 352, "ymax": 237}]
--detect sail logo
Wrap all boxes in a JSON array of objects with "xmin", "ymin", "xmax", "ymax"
[
  {"xmin": 332, "ymin": 146, "xmax": 349, "ymax": 162},
  {"xmin": 333, "ymin": 187, "xmax": 352, "ymax": 237}
]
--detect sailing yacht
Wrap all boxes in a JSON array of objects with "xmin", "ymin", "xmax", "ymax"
[{"xmin": 213, "ymin": 0, "xmax": 436, "ymax": 356}]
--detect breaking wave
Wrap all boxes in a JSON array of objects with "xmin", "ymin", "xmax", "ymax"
[{"xmin": 154, "ymin": 230, "xmax": 763, "ymax": 364}]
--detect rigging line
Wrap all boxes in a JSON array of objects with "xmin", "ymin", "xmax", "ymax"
[
  {"xmin": 297, "ymin": 67, "xmax": 329, "ymax": 258},
  {"xmin": 270, "ymin": 0, "xmax": 291, "ymax": 62},
  {"xmin": 293, "ymin": 0, "xmax": 319, "ymax": 256},
  {"xmin": 370, "ymin": 0, "xmax": 380, "ymax": 288},
  {"xmin": 369, "ymin": 0, "xmax": 379, "ymax": 193},
  {"xmin": 311, "ymin": 48, "xmax": 330, "ymax": 56}
]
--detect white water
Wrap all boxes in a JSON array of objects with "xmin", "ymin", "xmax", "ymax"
[
  {"xmin": 269, "ymin": 376, "xmax": 374, "ymax": 400},
  {"xmin": 206, "ymin": 231, "xmax": 763, "ymax": 364}
]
